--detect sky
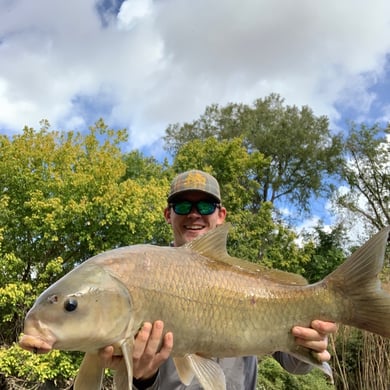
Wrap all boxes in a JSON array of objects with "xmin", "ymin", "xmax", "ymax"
[{"xmin": 1, "ymin": 0, "xmax": 390, "ymax": 240}]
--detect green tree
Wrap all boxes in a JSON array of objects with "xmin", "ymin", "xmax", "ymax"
[
  {"xmin": 164, "ymin": 93, "xmax": 343, "ymax": 215},
  {"xmin": 301, "ymin": 223, "xmax": 347, "ymax": 283},
  {"xmin": 0, "ymin": 120, "xmax": 170, "ymax": 386},
  {"xmin": 331, "ymin": 122, "xmax": 390, "ymax": 389},
  {"xmin": 172, "ymin": 136, "xmax": 269, "ymax": 213},
  {"xmin": 335, "ymin": 122, "xmax": 390, "ymax": 231},
  {"xmin": 171, "ymin": 137, "xmax": 312, "ymax": 273},
  {"xmin": 122, "ymin": 149, "xmax": 170, "ymax": 182}
]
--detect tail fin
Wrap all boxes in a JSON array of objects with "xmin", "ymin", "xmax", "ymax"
[{"xmin": 327, "ymin": 226, "xmax": 390, "ymax": 337}]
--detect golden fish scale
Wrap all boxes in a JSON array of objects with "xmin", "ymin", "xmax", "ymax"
[{"xmin": 96, "ymin": 244, "xmax": 344, "ymax": 358}]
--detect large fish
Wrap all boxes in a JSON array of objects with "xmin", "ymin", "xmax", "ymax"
[{"xmin": 19, "ymin": 224, "xmax": 390, "ymax": 390}]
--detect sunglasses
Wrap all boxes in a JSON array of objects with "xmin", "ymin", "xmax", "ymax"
[{"xmin": 169, "ymin": 200, "xmax": 221, "ymax": 216}]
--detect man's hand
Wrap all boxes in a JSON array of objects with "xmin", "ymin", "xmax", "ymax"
[
  {"xmin": 99, "ymin": 320, "xmax": 173, "ymax": 381},
  {"xmin": 292, "ymin": 320, "xmax": 338, "ymax": 362}
]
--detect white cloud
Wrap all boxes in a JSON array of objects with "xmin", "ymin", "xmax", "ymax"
[
  {"xmin": 117, "ymin": 0, "xmax": 153, "ymax": 30},
  {"xmin": 1, "ymin": 0, "xmax": 390, "ymax": 149}
]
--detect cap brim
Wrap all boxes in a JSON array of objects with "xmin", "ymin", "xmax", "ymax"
[{"xmin": 168, "ymin": 189, "xmax": 221, "ymax": 203}]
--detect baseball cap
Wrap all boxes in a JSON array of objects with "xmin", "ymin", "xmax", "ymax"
[{"xmin": 168, "ymin": 170, "xmax": 221, "ymax": 202}]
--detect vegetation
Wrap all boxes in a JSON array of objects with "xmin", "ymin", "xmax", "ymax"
[
  {"xmin": 164, "ymin": 93, "xmax": 343, "ymax": 215},
  {"xmin": 257, "ymin": 356, "xmax": 333, "ymax": 390},
  {"xmin": 333, "ymin": 122, "xmax": 390, "ymax": 232},
  {"xmin": 0, "ymin": 94, "xmax": 388, "ymax": 388}
]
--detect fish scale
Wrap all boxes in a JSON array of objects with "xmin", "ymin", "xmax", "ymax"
[{"xmin": 19, "ymin": 223, "xmax": 390, "ymax": 390}]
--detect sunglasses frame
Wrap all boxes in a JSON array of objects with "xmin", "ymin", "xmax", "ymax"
[{"xmin": 169, "ymin": 200, "xmax": 221, "ymax": 216}]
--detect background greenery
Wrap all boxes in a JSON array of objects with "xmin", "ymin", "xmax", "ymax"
[{"xmin": 0, "ymin": 94, "xmax": 389, "ymax": 389}]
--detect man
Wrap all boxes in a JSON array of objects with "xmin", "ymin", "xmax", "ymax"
[{"xmin": 101, "ymin": 170, "xmax": 337, "ymax": 389}]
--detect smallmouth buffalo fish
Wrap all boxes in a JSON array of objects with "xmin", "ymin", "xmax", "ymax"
[{"xmin": 19, "ymin": 224, "xmax": 390, "ymax": 390}]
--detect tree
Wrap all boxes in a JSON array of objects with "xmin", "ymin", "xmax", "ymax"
[
  {"xmin": 171, "ymin": 137, "xmax": 313, "ymax": 273},
  {"xmin": 122, "ymin": 150, "xmax": 170, "ymax": 182},
  {"xmin": 301, "ymin": 223, "xmax": 347, "ymax": 283},
  {"xmin": 0, "ymin": 120, "xmax": 171, "ymax": 386},
  {"xmin": 164, "ymin": 93, "xmax": 343, "ymax": 215},
  {"xmin": 334, "ymin": 122, "xmax": 390, "ymax": 231},
  {"xmin": 172, "ymin": 136, "xmax": 268, "ymax": 213}
]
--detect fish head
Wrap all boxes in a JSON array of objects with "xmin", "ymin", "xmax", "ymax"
[{"xmin": 19, "ymin": 263, "xmax": 133, "ymax": 353}]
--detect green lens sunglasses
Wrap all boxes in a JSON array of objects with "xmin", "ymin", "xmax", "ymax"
[{"xmin": 170, "ymin": 200, "xmax": 220, "ymax": 215}]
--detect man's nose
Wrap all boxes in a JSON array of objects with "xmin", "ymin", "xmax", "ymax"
[{"xmin": 187, "ymin": 204, "xmax": 201, "ymax": 216}]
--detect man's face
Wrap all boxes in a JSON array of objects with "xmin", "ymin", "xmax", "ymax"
[{"xmin": 164, "ymin": 191, "xmax": 227, "ymax": 247}]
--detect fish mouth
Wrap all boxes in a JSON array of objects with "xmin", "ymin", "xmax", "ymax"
[{"xmin": 19, "ymin": 334, "xmax": 54, "ymax": 354}]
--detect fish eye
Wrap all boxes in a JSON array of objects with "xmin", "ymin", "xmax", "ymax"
[{"xmin": 64, "ymin": 298, "xmax": 78, "ymax": 312}]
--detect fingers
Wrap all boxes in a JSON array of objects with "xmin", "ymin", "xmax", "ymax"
[
  {"xmin": 98, "ymin": 320, "xmax": 173, "ymax": 380},
  {"xmin": 98, "ymin": 345, "xmax": 124, "ymax": 370},
  {"xmin": 292, "ymin": 326, "xmax": 328, "ymax": 352},
  {"xmin": 133, "ymin": 322, "xmax": 154, "ymax": 360},
  {"xmin": 311, "ymin": 319, "xmax": 338, "ymax": 335},
  {"xmin": 134, "ymin": 321, "xmax": 172, "ymax": 360},
  {"xmin": 311, "ymin": 349, "xmax": 332, "ymax": 363},
  {"xmin": 100, "ymin": 345, "xmax": 115, "ymax": 362},
  {"xmin": 133, "ymin": 321, "xmax": 173, "ymax": 380},
  {"xmin": 160, "ymin": 330, "xmax": 174, "ymax": 361},
  {"xmin": 292, "ymin": 320, "xmax": 337, "ymax": 363}
]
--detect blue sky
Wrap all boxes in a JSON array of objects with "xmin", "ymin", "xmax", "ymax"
[{"xmin": 1, "ymin": 0, "xmax": 389, "ymax": 239}]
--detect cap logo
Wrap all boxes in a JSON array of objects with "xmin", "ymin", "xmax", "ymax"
[
  {"xmin": 184, "ymin": 171, "xmax": 207, "ymax": 188},
  {"xmin": 168, "ymin": 169, "xmax": 221, "ymax": 202}
]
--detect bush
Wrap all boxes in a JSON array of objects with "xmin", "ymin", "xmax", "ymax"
[
  {"xmin": 257, "ymin": 355, "xmax": 334, "ymax": 390},
  {"xmin": 0, "ymin": 344, "xmax": 81, "ymax": 388}
]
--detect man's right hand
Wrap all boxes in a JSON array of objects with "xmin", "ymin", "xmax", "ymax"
[{"xmin": 99, "ymin": 320, "xmax": 173, "ymax": 381}]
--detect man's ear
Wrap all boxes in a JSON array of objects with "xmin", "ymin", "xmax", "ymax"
[
  {"xmin": 164, "ymin": 206, "xmax": 172, "ymax": 223},
  {"xmin": 217, "ymin": 206, "xmax": 227, "ymax": 222}
]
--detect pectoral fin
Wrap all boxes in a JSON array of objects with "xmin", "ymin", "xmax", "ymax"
[
  {"xmin": 73, "ymin": 352, "xmax": 104, "ymax": 390},
  {"xmin": 113, "ymin": 339, "xmax": 134, "ymax": 390},
  {"xmin": 173, "ymin": 356, "xmax": 195, "ymax": 385},
  {"xmin": 174, "ymin": 354, "xmax": 226, "ymax": 390}
]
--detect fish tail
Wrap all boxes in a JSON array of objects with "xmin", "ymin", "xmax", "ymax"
[{"xmin": 327, "ymin": 226, "xmax": 390, "ymax": 337}]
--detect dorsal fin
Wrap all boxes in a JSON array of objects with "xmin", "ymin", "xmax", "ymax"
[
  {"xmin": 184, "ymin": 223, "xmax": 307, "ymax": 286},
  {"xmin": 184, "ymin": 223, "xmax": 230, "ymax": 260}
]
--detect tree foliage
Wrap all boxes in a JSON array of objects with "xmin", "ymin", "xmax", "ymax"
[
  {"xmin": 172, "ymin": 136, "xmax": 268, "ymax": 213},
  {"xmin": 257, "ymin": 356, "xmax": 334, "ymax": 390},
  {"xmin": 335, "ymin": 122, "xmax": 390, "ymax": 231},
  {"xmin": 0, "ymin": 120, "xmax": 172, "ymax": 385},
  {"xmin": 0, "ymin": 345, "xmax": 80, "ymax": 386},
  {"xmin": 171, "ymin": 137, "xmax": 314, "ymax": 273},
  {"xmin": 301, "ymin": 223, "xmax": 347, "ymax": 283},
  {"xmin": 164, "ymin": 93, "xmax": 343, "ymax": 215},
  {"xmin": 0, "ymin": 98, "xmax": 387, "ymax": 388}
]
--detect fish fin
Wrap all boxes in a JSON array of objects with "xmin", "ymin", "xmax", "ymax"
[
  {"xmin": 185, "ymin": 223, "xmax": 231, "ymax": 259},
  {"xmin": 113, "ymin": 362, "xmax": 130, "ymax": 390},
  {"xmin": 281, "ymin": 349, "xmax": 334, "ymax": 383},
  {"xmin": 327, "ymin": 226, "xmax": 390, "ymax": 337},
  {"xmin": 175, "ymin": 354, "xmax": 226, "ymax": 390},
  {"xmin": 186, "ymin": 223, "xmax": 307, "ymax": 286},
  {"xmin": 73, "ymin": 352, "xmax": 104, "ymax": 390},
  {"xmin": 173, "ymin": 356, "xmax": 195, "ymax": 385},
  {"xmin": 114, "ymin": 340, "xmax": 134, "ymax": 390}
]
